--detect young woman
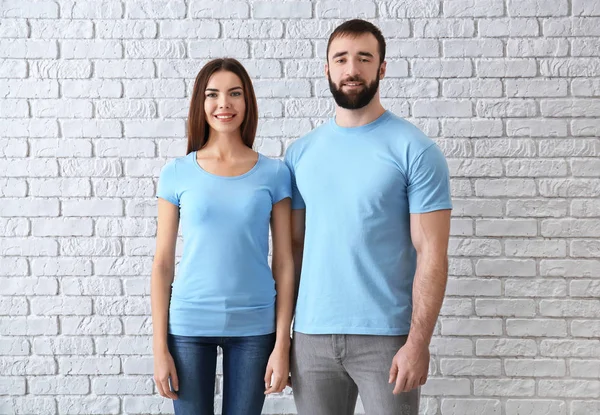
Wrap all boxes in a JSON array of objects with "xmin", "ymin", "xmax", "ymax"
[{"xmin": 151, "ymin": 58, "xmax": 294, "ymax": 415}]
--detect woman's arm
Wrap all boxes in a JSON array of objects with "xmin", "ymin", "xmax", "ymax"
[
  {"xmin": 151, "ymin": 198, "xmax": 180, "ymax": 399},
  {"xmin": 264, "ymin": 197, "xmax": 295, "ymax": 394}
]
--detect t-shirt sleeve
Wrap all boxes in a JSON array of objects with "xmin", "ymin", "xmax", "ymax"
[
  {"xmin": 272, "ymin": 161, "xmax": 292, "ymax": 204},
  {"xmin": 407, "ymin": 144, "xmax": 452, "ymax": 214},
  {"xmin": 156, "ymin": 160, "xmax": 180, "ymax": 207},
  {"xmin": 284, "ymin": 148, "xmax": 306, "ymax": 210}
]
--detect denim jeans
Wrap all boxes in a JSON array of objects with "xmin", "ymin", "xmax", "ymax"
[{"xmin": 167, "ymin": 333, "xmax": 275, "ymax": 415}]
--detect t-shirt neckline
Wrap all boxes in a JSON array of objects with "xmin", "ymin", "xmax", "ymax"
[
  {"xmin": 329, "ymin": 110, "xmax": 392, "ymax": 135},
  {"xmin": 191, "ymin": 151, "xmax": 262, "ymax": 180}
]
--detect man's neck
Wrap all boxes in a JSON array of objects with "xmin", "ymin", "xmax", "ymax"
[{"xmin": 334, "ymin": 98, "xmax": 386, "ymax": 128}]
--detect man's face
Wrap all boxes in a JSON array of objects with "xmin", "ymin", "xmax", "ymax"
[{"xmin": 326, "ymin": 33, "xmax": 385, "ymax": 110}]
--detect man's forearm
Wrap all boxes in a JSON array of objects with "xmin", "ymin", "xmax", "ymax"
[{"xmin": 407, "ymin": 254, "xmax": 448, "ymax": 347}]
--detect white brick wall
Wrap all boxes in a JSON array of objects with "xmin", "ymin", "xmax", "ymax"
[{"xmin": 0, "ymin": 1, "xmax": 599, "ymax": 414}]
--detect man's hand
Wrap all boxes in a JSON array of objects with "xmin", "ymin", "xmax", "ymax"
[{"xmin": 388, "ymin": 340, "xmax": 429, "ymax": 394}]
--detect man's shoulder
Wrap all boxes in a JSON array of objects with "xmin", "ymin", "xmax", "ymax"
[{"xmin": 285, "ymin": 121, "xmax": 329, "ymax": 161}]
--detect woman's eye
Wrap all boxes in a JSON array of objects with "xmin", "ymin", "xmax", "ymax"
[
  {"xmin": 231, "ymin": 91, "xmax": 242, "ymax": 97},
  {"xmin": 206, "ymin": 93, "xmax": 217, "ymax": 98}
]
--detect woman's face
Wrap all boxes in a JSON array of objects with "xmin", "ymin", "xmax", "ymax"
[{"xmin": 204, "ymin": 70, "xmax": 246, "ymax": 135}]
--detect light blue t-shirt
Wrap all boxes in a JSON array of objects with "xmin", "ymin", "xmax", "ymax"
[
  {"xmin": 284, "ymin": 111, "xmax": 452, "ymax": 336},
  {"xmin": 156, "ymin": 151, "xmax": 291, "ymax": 337}
]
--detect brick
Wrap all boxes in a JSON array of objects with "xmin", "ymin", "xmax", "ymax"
[
  {"xmin": 0, "ymin": 99, "xmax": 28, "ymax": 116},
  {"xmin": 479, "ymin": 18, "xmax": 539, "ymax": 37},
  {"xmin": 61, "ymin": 40, "xmax": 122, "ymax": 59},
  {"xmin": 412, "ymin": 59, "xmax": 472, "ymax": 78},
  {"xmin": 59, "ymin": 357, "xmax": 120, "ymax": 375},
  {"xmin": 444, "ymin": 0, "xmax": 503, "ymax": 17},
  {"xmin": 448, "ymin": 159, "xmax": 502, "ymax": 177},
  {"xmin": 413, "ymin": 19, "xmax": 474, "ymax": 38},
  {"xmin": 476, "ymin": 299, "xmax": 537, "ymax": 317},
  {"xmin": 0, "ymin": 356, "xmax": 56, "ymax": 375},
  {"xmin": 0, "ymin": 59, "xmax": 27, "ymax": 78},
  {"xmin": 61, "ymin": 1, "xmax": 123, "ymax": 18},
  {"xmin": 474, "ymin": 139, "xmax": 536, "ymax": 157},
  {"xmin": 540, "ymin": 300, "xmax": 600, "ymax": 317},
  {"xmin": 507, "ymin": 199, "xmax": 567, "ymax": 217},
  {"xmin": 0, "ymin": 139, "xmax": 27, "ymax": 156},
  {"xmin": 441, "ymin": 399, "xmax": 501, "ymax": 415},
  {"xmin": 573, "ymin": 0, "xmax": 600, "ymax": 16},
  {"xmin": 0, "ymin": 317, "xmax": 57, "ymax": 335},
  {"xmin": 0, "ymin": 79, "xmax": 59, "ymax": 98},
  {"xmin": 58, "ymin": 397, "xmax": 120, "ymax": 414},
  {"xmin": 0, "ymin": 237, "xmax": 57, "ymax": 256},
  {"xmin": 61, "ymin": 316, "xmax": 122, "ymax": 335},
  {"xmin": 33, "ymin": 337, "xmax": 93, "ymax": 355},
  {"xmin": 125, "ymin": 40, "xmax": 186, "ymax": 59},
  {"xmin": 509, "ymin": 0, "xmax": 568, "ymax": 16},
  {"xmin": 62, "ymin": 276, "xmax": 122, "ymax": 296},
  {"xmin": 190, "ymin": 1, "xmax": 249, "ymax": 17},
  {"xmin": 421, "ymin": 379, "xmax": 470, "ymax": 396},
  {"xmin": 444, "ymin": 39, "xmax": 503, "ymax": 57},
  {"xmin": 441, "ymin": 318, "xmax": 503, "ymax": 336},
  {"xmin": 538, "ymin": 139, "xmax": 600, "ymax": 157},
  {"xmin": 254, "ymin": 1, "xmax": 312, "ymax": 18},
  {"xmin": 476, "ymin": 59, "xmax": 537, "ymax": 77},
  {"xmin": 446, "ymin": 278, "xmax": 501, "ymax": 297},
  {"xmin": 95, "ymin": 60, "xmax": 155, "ymax": 79},
  {"xmin": 0, "ymin": 1, "xmax": 58, "ymax": 18},
  {"xmin": 63, "ymin": 80, "xmax": 122, "ymax": 98},
  {"xmin": 505, "ymin": 239, "xmax": 567, "ymax": 257},
  {"xmin": 92, "ymin": 376, "xmax": 153, "ymax": 395},
  {"xmin": 30, "ymin": 376, "xmax": 89, "ymax": 395},
  {"xmin": 505, "ymin": 400, "xmax": 566, "ymax": 415},
  {"xmin": 0, "ymin": 218, "xmax": 29, "ymax": 236},
  {"xmin": 506, "ymin": 79, "xmax": 568, "ymax": 97},
  {"xmin": 124, "ymin": 79, "xmax": 184, "ymax": 98},
  {"xmin": 571, "ymin": 239, "xmax": 600, "ymax": 258},
  {"xmin": 475, "ymin": 259, "xmax": 537, "ymax": 277},
  {"xmin": 30, "ymin": 20, "xmax": 93, "ymax": 38},
  {"xmin": 96, "ymin": 20, "xmax": 157, "ymax": 38},
  {"xmin": 475, "ymin": 179, "xmax": 536, "ymax": 197},
  {"xmin": 477, "ymin": 339, "xmax": 538, "ymax": 356},
  {"xmin": 506, "ymin": 319, "xmax": 568, "ymax": 337},
  {"xmin": 443, "ymin": 79, "xmax": 503, "ymax": 97},
  {"xmin": 505, "ymin": 279, "xmax": 567, "ymax": 297},
  {"xmin": 440, "ymin": 359, "xmax": 501, "ymax": 376},
  {"xmin": 388, "ymin": 39, "xmax": 440, "ymax": 57},
  {"xmin": 540, "ymin": 259, "xmax": 600, "ymax": 277},
  {"xmin": 380, "ymin": 0, "xmax": 440, "ymax": 17},
  {"xmin": 0, "ymin": 19, "xmax": 28, "ymax": 37},
  {"xmin": 570, "ymin": 360, "xmax": 600, "ymax": 378},
  {"xmin": 570, "ymin": 280, "xmax": 600, "ymax": 297},
  {"xmin": 539, "ymin": 380, "xmax": 600, "ymax": 398},
  {"xmin": 0, "ymin": 338, "xmax": 29, "ymax": 355},
  {"xmin": 572, "ymin": 401, "xmax": 600, "ymax": 415},
  {"xmin": 32, "ymin": 218, "xmax": 93, "ymax": 236},
  {"xmin": 474, "ymin": 379, "xmax": 535, "ymax": 396},
  {"xmin": 542, "ymin": 219, "xmax": 600, "ymax": 237},
  {"xmin": 571, "ymin": 199, "xmax": 600, "ymax": 217},
  {"xmin": 127, "ymin": 1, "xmax": 186, "ymax": 18},
  {"xmin": 541, "ymin": 340, "xmax": 600, "ymax": 357},
  {"xmin": 572, "ymin": 320, "xmax": 600, "ymax": 337},
  {"xmin": 505, "ymin": 159, "xmax": 568, "ymax": 177}
]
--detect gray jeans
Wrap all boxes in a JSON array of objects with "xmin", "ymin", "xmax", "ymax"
[{"xmin": 290, "ymin": 332, "xmax": 420, "ymax": 415}]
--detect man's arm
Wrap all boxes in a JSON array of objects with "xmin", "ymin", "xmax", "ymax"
[{"xmin": 389, "ymin": 209, "xmax": 451, "ymax": 394}]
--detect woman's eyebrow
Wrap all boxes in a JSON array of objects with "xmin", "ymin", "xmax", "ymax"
[{"xmin": 205, "ymin": 86, "xmax": 243, "ymax": 92}]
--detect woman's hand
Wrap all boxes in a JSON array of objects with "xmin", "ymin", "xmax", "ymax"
[
  {"xmin": 264, "ymin": 344, "xmax": 290, "ymax": 394},
  {"xmin": 154, "ymin": 349, "xmax": 179, "ymax": 400}
]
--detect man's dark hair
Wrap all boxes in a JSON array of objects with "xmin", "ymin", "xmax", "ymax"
[{"xmin": 326, "ymin": 19, "xmax": 386, "ymax": 64}]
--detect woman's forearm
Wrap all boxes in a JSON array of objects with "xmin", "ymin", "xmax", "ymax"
[
  {"xmin": 273, "ymin": 261, "xmax": 295, "ymax": 348},
  {"xmin": 151, "ymin": 263, "xmax": 174, "ymax": 353}
]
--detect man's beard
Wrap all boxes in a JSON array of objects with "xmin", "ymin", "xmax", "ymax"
[{"xmin": 328, "ymin": 72, "xmax": 380, "ymax": 110}]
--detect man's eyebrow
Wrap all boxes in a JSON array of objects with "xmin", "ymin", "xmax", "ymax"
[
  {"xmin": 205, "ymin": 86, "xmax": 243, "ymax": 92},
  {"xmin": 331, "ymin": 51, "xmax": 348, "ymax": 59},
  {"xmin": 331, "ymin": 51, "xmax": 374, "ymax": 59}
]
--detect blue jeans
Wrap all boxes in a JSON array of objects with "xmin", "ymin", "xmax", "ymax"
[{"xmin": 167, "ymin": 333, "xmax": 276, "ymax": 415}]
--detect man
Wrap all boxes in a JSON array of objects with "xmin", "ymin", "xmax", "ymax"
[{"xmin": 284, "ymin": 19, "xmax": 452, "ymax": 415}]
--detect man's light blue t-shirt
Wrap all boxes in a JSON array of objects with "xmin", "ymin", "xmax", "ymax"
[
  {"xmin": 157, "ymin": 151, "xmax": 291, "ymax": 337},
  {"xmin": 284, "ymin": 110, "xmax": 452, "ymax": 336}
]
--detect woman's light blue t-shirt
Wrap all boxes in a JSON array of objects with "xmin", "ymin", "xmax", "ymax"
[
  {"xmin": 284, "ymin": 111, "xmax": 452, "ymax": 336},
  {"xmin": 156, "ymin": 151, "xmax": 291, "ymax": 337}
]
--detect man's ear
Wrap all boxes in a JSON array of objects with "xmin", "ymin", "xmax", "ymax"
[
  {"xmin": 379, "ymin": 61, "xmax": 386, "ymax": 80},
  {"xmin": 325, "ymin": 62, "xmax": 329, "ymax": 78}
]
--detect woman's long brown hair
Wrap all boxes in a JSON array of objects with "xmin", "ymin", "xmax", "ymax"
[{"xmin": 186, "ymin": 58, "xmax": 258, "ymax": 154}]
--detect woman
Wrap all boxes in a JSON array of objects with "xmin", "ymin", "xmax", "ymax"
[{"xmin": 151, "ymin": 58, "xmax": 294, "ymax": 415}]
